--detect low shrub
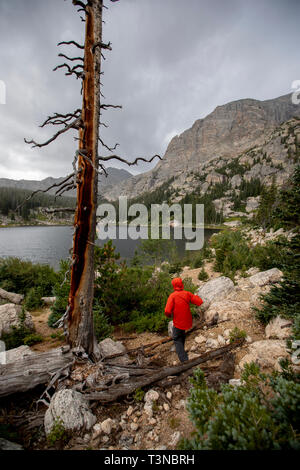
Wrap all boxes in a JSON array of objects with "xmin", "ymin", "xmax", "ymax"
[
  {"xmin": 229, "ymin": 327, "xmax": 247, "ymax": 343},
  {"xmin": 133, "ymin": 387, "xmax": 145, "ymax": 402},
  {"xmin": 0, "ymin": 257, "xmax": 57, "ymax": 296},
  {"xmin": 46, "ymin": 419, "xmax": 69, "ymax": 447},
  {"xmin": 211, "ymin": 230, "xmax": 253, "ymax": 278},
  {"xmin": 93, "ymin": 301, "xmax": 113, "ymax": 341},
  {"xmin": 23, "ymin": 333, "xmax": 43, "ymax": 346},
  {"xmin": 24, "ymin": 286, "xmax": 43, "ymax": 311},
  {"xmin": 198, "ymin": 268, "xmax": 208, "ymax": 281},
  {"xmin": 179, "ymin": 363, "xmax": 300, "ymax": 450}
]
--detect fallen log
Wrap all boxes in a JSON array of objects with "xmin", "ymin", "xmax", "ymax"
[
  {"xmin": 103, "ymin": 318, "xmax": 230, "ymax": 361},
  {"xmin": 83, "ymin": 339, "xmax": 244, "ymax": 402},
  {"xmin": 0, "ymin": 288, "xmax": 24, "ymax": 305},
  {"xmin": 0, "ymin": 346, "xmax": 73, "ymax": 398}
]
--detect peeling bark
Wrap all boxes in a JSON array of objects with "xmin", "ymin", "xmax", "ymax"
[{"xmin": 67, "ymin": 0, "xmax": 103, "ymax": 356}]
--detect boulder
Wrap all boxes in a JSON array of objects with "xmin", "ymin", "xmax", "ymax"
[
  {"xmin": 248, "ymin": 268, "xmax": 283, "ymax": 287},
  {"xmin": 98, "ymin": 338, "xmax": 130, "ymax": 365},
  {"xmin": 44, "ymin": 389, "xmax": 96, "ymax": 435},
  {"xmin": 41, "ymin": 296, "xmax": 56, "ymax": 306},
  {"xmin": 265, "ymin": 316, "xmax": 292, "ymax": 339},
  {"xmin": 0, "ymin": 304, "xmax": 34, "ymax": 337},
  {"xmin": 204, "ymin": 299, "xmax": 250, "ymax": 323},
  {"xmin": 238, "ymin": 340, "xmax": 288, "ymax": 372},
  {"xmin": 0, "ymin": 288, "xmax": 24, "ymax": 305},
  {"xmin": 196, "ymin": 276, "xmax": 234, "ymax": 311}
]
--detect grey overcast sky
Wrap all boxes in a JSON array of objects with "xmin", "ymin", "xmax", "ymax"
[{"xmin": 0, "ymin": 0, "xmax": 299, "ymax": 180}]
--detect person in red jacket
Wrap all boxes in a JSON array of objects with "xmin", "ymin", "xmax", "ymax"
[{"xmin": 164, "ymin": 277, "xmax": 203, "ymax": 362}]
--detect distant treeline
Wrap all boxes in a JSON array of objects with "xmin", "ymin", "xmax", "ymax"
[{"xmin": 0, "ymin": 187, "xmax": 76, "ymax": 219}]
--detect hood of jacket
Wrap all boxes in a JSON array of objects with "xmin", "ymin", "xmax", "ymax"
[{"xmin": 171, "ymin": 277, "xmax": 184, "ymax": 291}]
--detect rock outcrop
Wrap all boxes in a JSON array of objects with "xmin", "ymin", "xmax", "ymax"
[
  {"xmin": 265, "ymin": 316, "xmax": 292, "ymax": 340},
  {"xmin": 238, "ymin": 340, "xmax": 289, "ymax": 372},
  {"xmin": 102, "ymin": 94, "xmax": 300, "ymax": 201}
]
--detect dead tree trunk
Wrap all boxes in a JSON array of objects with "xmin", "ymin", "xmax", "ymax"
[{"xmin": 67, "ymin": 0, "xmax": 103, "ymax": 356}]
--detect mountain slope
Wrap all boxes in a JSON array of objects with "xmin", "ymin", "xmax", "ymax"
[
  {"xmin": 0, "ymin": 167, "xmax": 132, "ymax": 198},
  {"xmin": 102, "ymin": 93, "xmax": 300, "ymax": 201}
]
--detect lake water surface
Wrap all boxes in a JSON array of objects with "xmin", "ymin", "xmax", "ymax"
[{"xmin": 0, "ymin": 225, "xmax": 219, "ymax": 270}]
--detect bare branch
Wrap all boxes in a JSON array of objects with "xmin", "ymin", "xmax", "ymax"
[
  {"xmin": 15, "ymin": 173, "xmax": 75, "ymax": 211},
  {"xmin": 24, "ymin": 118, "xmax": 82, "ymax": 148},
  {"xmin": 100, "ymin": 104, "xmax": 122, "ymax": 110},
  {"xmin": 72, "ymin": 0, "xmax": 87, "ymax": 11},
  {"xmin": 98, "ymin": 137, "xmax": 119, "ymax": 152},
  {"xmin": 58, "ymin": 53, "xmax": 84, "ymax": 62},
  {"xmin": 98, "ymin": 154, "xmax": 162, "ymax": 167},
  {"xmin": 57, "ymin": 40, "xmax": 84, "ymax": 50},
  {"xmin": 92, "ymin": 41, "xmax": 112, "ymax": 53},
  {"xmin": 53, "ymin": 63, "xmax": 84, "ymax": 79},
  {"xmin": 40, "ymin": 109, "xmax": 81, "ymax": 128}
]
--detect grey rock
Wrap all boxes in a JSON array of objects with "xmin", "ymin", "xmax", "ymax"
[
  {"xmin": 265, "ymin": 316, "xmax": 292, "ymax": 340},
  {"xmin": 41, "ymin": 296, "xmax": 56, "ymax": 306},
  {"xmin": 0, "ymin": 304, "xmax": 34, "ymax": 337},
  {"xmin": 98, "ymin": 338, "xmax": 130, "ymax": 365},
  {"xmin": 248, "ymin": 268, "xmax": 283, "ymax": 287},
  {"xmin": 44, "ymin": 389, "xmax": 96, "ymax": 435},
  {"xmin": 196, "ymin": 276, "xmax": 234, "ymax": 310},
  {"xmin": 229, "ymin": 379, "xmax": 242, "ymax": 387},
  {"xmin": 0, "ymin": 288, "xmax": 24, "ymax": 305}
]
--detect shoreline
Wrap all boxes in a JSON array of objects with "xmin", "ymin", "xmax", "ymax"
[{"xmin": 0, "ymin": 222, "xmax": 224, "ymax": 230}]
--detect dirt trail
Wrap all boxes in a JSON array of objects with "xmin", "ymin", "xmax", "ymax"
[{"xmin": 30, "ymin": 307, "xmax": 65, "ymax": 352}]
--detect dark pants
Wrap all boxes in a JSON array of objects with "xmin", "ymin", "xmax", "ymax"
[{"xmin": 173, "ymin": 326, "xmax": 188, "ymax": 363}]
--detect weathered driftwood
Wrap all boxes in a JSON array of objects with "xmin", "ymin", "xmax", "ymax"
[
  {"xmin": 0, "ymin": 346, "xmax": 73, "ymax": 398},
  {"xmin": 0, "ymin": 288, "xmax": 24, "ymax": 305},
  {"xmin": 83, "ymin": 339, "xmax": 244, "ymax": 402}
]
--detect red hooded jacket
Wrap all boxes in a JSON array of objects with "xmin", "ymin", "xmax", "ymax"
[{"xmin": 164, "ymin": 277, "xmax": 203, "ymax": 330}]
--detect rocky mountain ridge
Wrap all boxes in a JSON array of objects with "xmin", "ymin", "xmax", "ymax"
[
  {"xmin": 0, "ymin": 167, "xmax": 132, "ymax": 198},
  {"xmin": 102, "ymin": 93, "xmax": 300, "ymax": 202}
]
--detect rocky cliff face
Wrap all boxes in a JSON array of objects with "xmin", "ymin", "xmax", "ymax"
[{"xmin": 102, "ymin": 93, "xmax": 300, "ymax": 201}]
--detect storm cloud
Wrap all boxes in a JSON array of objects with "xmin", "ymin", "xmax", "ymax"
[{"xmin": 0, "ymin": 0, "xmax": 299, "ymax": 179}]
